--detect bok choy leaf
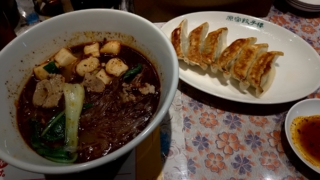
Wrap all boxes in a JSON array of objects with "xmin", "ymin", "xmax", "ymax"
[
  {"xmin": 63, "ymin": 83, "xmax": 85, "ymax": 153},
  {"xmin": 41, "ymin": 110, "xmax": 65, "ymax": 141},
  {"xmin": 29, "ymin": 118, "xmax": 76, "ymax": 163}
]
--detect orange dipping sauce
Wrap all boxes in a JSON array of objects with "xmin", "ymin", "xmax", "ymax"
[{"xmin": 290, "ymin": 115, "xmax": 320, "ymax": 167}]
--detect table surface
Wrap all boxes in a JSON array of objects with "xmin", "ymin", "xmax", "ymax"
[{"xmin": 1, "ymin": 0, "xmax": 320, "ymax": 179}]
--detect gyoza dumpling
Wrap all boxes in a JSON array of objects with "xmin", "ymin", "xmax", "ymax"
[
  {"xmin": 171, "ymin": 19, "xmax": 188, "ymax": 62},
  {"xmin": 246, "ymin": 51, "xmax": 284, "ymax": 97},
  {"xmin": 230, "ymin": 43, "xmax": 269, "ymax": 90},
  {"xmin": 202, "ymin": 27, "xmax": 228, "ymax": 73},
  {"xmin": 185, "ymin": 22, "xmax": 209, "ymax": 70},
  {"xmin": 216, "ymin": 37, "xmax": 257, "ymax": 79}
]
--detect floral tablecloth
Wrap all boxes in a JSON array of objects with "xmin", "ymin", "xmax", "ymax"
[
  {"xmin": 159, "ymin": 3, "xmax": 320, "ymax": 180},
  {"xmin": 1, "ymin": 0, "xmax": 320, "ymax": 179}
]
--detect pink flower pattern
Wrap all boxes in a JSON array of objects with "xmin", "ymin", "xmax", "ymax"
[
  {"xmin": 204, "ymin": 153, "xmax": 226, "ymax": 174},
  {"xmin": 266, "ymin": 130, "xmax": 284, "ymax": 153},
  {"xmin": 259, "ymin": 151, "xmax": 281, "ymax": 172},
  {"xmin": 215, "ymin": 132, "xmax": 242, "ymax": 156}
]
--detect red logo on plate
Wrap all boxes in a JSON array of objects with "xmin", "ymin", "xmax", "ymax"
[
  {"xmin": 0, "ymin": 169, "xmax": 4, "ymax": 177},
  {"xmin": 0, "ymin": 159, "xmax": 8, "ymax": 177},
  {"xmin": 0, "ymin": 159, "xmax": 8, "ymax": 168}
]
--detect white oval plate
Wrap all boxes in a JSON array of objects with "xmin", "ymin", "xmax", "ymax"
[
  {"xmin": 298, "ymin": 0, "xmax": 320, "ymax": 6},
  {"xmin": 161, "ymin": 11, "xmax": 320, "ymax": 104},
  {"xmin": 285, "ymin": 98, "xmax": 320, "ymax": 173}
]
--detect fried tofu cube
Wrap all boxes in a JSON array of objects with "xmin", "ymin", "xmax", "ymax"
[
  {"xmin": 96, "ymin": 69, "xmax": 113, "ymax": 85},
  {"xmin": 54, "ymin": 48, "xmax": 77, "ymax": 67},
  {"xmin": 33, "ymin": 62, "xmax": 60, "ymax": 80},
  {"xmin": 76, "ymin": 57, "xmax": 100, "ymax": 76},
  {"xmin": 105, "ymin": 58, "xmax": 128, "ymax": 77},
  {"xmin": 34, "ymin": 63, "xmax": 50, "ymax": 80},
  {"xmin": 100, "ymin": 40, "xmax": 121, "ymax": 55},
  {"xmin": 84, "ymin": 42, "xmax": 100, "ymax": 57}
]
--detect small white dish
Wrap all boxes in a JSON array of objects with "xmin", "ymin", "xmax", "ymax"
[{"xmin": 285, "ymin": 98, "xmax": 320, "ymax": 173}]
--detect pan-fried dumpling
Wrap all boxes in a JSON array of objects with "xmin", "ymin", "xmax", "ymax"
[
  {"xmin": 171, "ymin": 19, "xmax": 188, "ymax": 62},
  {"xmin": 216, "ymin": 37, "xmax": 257, "ymax": 79},
  {"xmin": 246, "ymin": 51, "xmax": 284, "ymax": 97},
  {"xmin": 185, "ymin": 22, "xmax": 209, "ymax": 70},
  {"xmin": 230, "ymin": 43, "xmax": 269, "ymax": 90},
  {"xmin": 202, "ymin": 27, "xmax": 228, "ymax": 73}
]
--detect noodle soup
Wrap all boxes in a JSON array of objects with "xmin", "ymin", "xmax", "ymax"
[{"xmin": 16, "ymin": 40, "xmax": 160, "ymax": 163}]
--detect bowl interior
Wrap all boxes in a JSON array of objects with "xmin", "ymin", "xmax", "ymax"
[
  {"xmin": 0, "ymin": 9, "xmax": 178, "ymax": 174},
  {"xmin": 285, "ymin": 98, "xmax": 320, "ymax": 173}
]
